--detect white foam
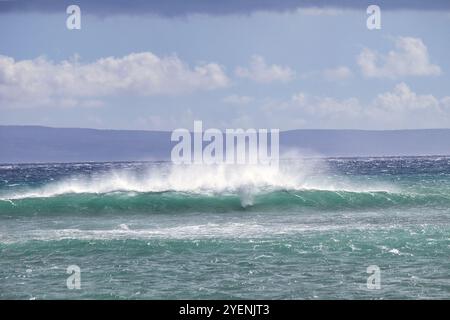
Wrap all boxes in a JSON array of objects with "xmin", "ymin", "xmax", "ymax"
[
  {"xmin": 0, "ymin": 161, "xmax": 397, "ymax": 200},
  {"xmin": 0, "ymin": 221, "xmax": 380, "ymax": 243}
]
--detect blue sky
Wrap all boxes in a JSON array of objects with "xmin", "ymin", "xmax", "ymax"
[{"xmin": 1, "ymin": 1, "xmax": 450, "ymax": 130}]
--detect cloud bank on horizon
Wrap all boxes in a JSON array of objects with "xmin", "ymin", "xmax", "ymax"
[{"xmin": 0, "ymin": 1, "xmax": 449, "ymax": 130}]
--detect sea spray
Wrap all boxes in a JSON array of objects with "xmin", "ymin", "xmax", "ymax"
[{"xmin": 0, "ymin": 159, "xmax": 395, "ymax": 201}]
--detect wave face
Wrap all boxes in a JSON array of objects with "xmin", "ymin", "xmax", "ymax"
[
  {"xmin": 1, "ymin": 188, "xmax": 450, "ymax": 216},
  {"xmin": 0, "ymin": 160, "xmax": 409, "ymax": 214},
  {"xmin": 2, "ymin": 157, "xmax": 450, "ymax": 215}
]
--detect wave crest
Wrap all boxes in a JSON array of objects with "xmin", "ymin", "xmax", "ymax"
[{"xmin": 1, "ymin": 162, "xmax": 395, "ymax": 201}]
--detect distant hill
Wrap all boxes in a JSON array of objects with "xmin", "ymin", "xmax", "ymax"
[{"xmin": 1, "ymin": 125, "xmax": 450, "ymax": 163}]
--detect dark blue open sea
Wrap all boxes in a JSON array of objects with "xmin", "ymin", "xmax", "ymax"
[{"xmin": 1, "ymin": 157, "xmax": 449, "ymax": 299}]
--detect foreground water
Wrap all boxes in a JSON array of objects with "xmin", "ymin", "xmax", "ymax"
[{"xmin": 0, "ymin": 157, "xmax": 449, "ymax": 299}]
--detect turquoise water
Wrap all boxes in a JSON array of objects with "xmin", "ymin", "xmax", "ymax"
[{"xmin": 0, "ymin": 157, "xmax": 449, "ymax": 299}]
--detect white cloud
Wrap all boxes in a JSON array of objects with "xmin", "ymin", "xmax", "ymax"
[
  {"xmin": 235, "ymin": 55, "xmax": 295, "ymax": 83},
  {"xmin": 365, "ymin": 83, "xmax": 449, "ymax": 128},
  {"xmin": 0, "ymin": 52, "xmax": 229, "ymax": 108},
  {"xmin": 373, "ymin": 82, "xmax": 440, "ymax": 112},
  {"xmin": 323, "ymin": 66, "xmax": 353, "ymax": 81},
  {"xmin": 357, "ymin": 37, "xmax": 441, "ymax": 78},
  {"xmin": 223, "ymin": 94, "xmax": 254, "ymax": 105},
  {"xmin": 256, "ymin": 83, "xmax": 450, "ymax": 129}
]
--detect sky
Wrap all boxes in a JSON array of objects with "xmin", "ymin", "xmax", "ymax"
[{"xmin": 1, "ymin": 0, "xmax": 450, "ymax": 131}]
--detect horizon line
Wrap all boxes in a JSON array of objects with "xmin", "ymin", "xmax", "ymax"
[{"xmin": 3, "ymin": 124, "xmax": 450, "ymax": 133}]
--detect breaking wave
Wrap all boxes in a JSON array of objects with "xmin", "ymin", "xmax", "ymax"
[{"xmin": 0, "ymin": 162, "xmax": 440, "ymax": 215}]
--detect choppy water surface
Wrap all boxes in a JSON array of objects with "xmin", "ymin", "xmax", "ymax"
[{"xmin": 1, "ymin": 157, "xmax": 449, "ymax": 299}]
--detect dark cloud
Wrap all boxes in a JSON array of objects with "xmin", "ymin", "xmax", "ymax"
[{"xmin": 0, "ymin": 0, "xmax": 449, "ymax": 16}]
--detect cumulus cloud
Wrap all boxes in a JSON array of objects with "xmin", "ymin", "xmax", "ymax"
[
  {"xmin": 258, "ymin": 83, "xmax": 450, "ymax": 129},
  {"xmin": 235, "ymin": 55, "xmax": 295, "ymax": 83},
  {"xmin": 0, "ymin": 52, "xmax": 229, "ymax": 108},
  {"xmin": 357, "ymin": 37, "xmax": 441, "ymax": 78},
  {"xmin": 374, "ymin": 82, "xmax": 440, "ymax": 112}
]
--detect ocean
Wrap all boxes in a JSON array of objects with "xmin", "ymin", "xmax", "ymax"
[{"xmin": 0, "ymin": 157, "xmax": 449, "ymax": 299}]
